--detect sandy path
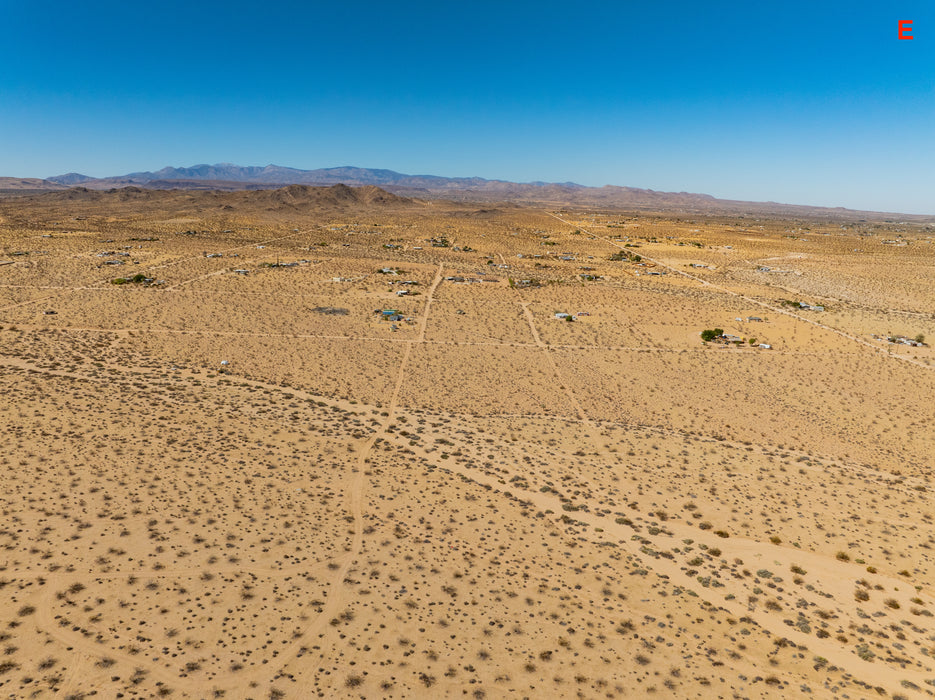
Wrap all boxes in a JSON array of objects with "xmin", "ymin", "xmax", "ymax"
[
  {"xmin": 36, "ymin": 573, "xmax": 186, "ymax": 690},
  {"xmin": 519, "ymin": 301, "xmax": 589, "ymax": 423},
  {"xmin": 0, "ymin": 284, "xmax": 108, "ymax": 290},
  {"xmin": 417, "ymin": 263, "xmax": 444, "ymax": 343},
  {"xmin": 0, "ymin": 291, "xmax": 69, "ymax": 312},
  {"xmin": 160, "ymin": 267, "xmax": 232, "ymax": 291},
  {"xmin": 7, "ymin": 322, "xmax": 863, "ymax": 357}
]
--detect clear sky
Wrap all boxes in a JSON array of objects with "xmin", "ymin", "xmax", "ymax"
[{"xmin": 1, "ymin": 1, "xmax": 933, "ymax": 213}]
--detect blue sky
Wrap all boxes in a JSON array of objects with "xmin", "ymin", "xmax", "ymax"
[{"xmin": 1, "ymin": 0, "xmax": 933, "ymax": 213}]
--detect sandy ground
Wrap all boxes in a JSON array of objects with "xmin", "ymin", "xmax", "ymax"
[{"xmin": 0, "ymin": 190, "xmax": 933, "ymax": 698}]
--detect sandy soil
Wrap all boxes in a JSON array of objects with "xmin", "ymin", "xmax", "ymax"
[{"xmin": 0, "ymin": 189, "xmax": 933, "ymax": 698}]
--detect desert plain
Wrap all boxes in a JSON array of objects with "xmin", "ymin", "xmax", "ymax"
[{"xmin": 0, "ymin": 185, "xmax": 934, "ymax": 699}]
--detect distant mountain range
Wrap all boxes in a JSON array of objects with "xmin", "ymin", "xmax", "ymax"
[
  {"xmin": 44, "ymin": 164, "xmax": 581, "ymax": 192},
  {"xmin": 0, "ymin": 163, "xmax": 926, "ymax": 220}
]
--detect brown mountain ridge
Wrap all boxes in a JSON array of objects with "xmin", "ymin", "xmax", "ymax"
[
  {"xmin": 1, "ymin": 163, "xmax": 930, "ymax": 220},
  {"xmin": 27, "ymin": 183, "xmax": 417, "ymax": 211}
]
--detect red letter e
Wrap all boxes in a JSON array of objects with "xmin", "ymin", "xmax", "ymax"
[{"xmin": 899, "ymin": 20, "xmax": 913, "ymax": 39}]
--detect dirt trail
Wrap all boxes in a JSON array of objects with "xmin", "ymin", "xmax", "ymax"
[
  {"xmin": 11, "ymin": 321, "xmax": 858, "ymax": 355},
  {"xmin": 160, "ymin": 267, "xmax": 231, "ymax": 291},
  {"xmin": 37, "ymin": 575, "xmax": 185, "ymax": 690},
  {"xmin": 0, "ymin": 284, "xmax": 106, "ymax": 290},
  {"xmin": 520, "ymin": 302, "xmax": 544, "ymax": 346},
  {"xmin": 0, "ymin": 291, "xmax": 62, "ymax": 312},
  {"xmin": 519, "ymin": 300, "xmax": 589, "ymax": 424},
  {"xmin": 417, "ymin": 263, "xmax": 444, "ymax": 343}
]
